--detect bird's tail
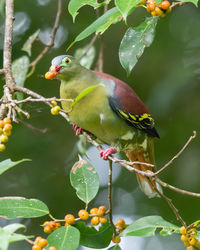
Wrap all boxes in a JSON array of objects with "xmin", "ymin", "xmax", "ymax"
[{"xmin": 125, "ymin": 137, "xmax": 162, "ymax": 198}]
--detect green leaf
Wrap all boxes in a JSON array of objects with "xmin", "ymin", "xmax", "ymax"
[
  {"xmin": 119, "ymin": 17, "xmax": 158, "ymax": 74},
  {"xmin": 0, "ymin": 197, "xmax": 49, "ymax": 219},
  {"xmin": 70, "ymin": 83, "xmax": 104, "ymax": 108},
  {"xmin": 12, "ymin": 55, "xmax": 30, "ymax": 86},
  {"xmin": 74, "ymin": 222, "xmax": 113, "ymax": 248},
  {"xmin": 69, "ymin": 7, "xmax": 121, "ymax": 49},
  {"xmin": 47, "ymin": 226, "xmax": 80, "ymax": 250},
  {"xmin": 22, "ymin": 29, "xmax": 40, "ymax": 56},
  {"xmin": 115, "ymin": 0, "xmax": 140, "ymax": 21},
  {"xmin": 74, "ymin": 44, "xmax": 96, "ymax": 69},
  {"xmin": 0, "ymin": 158, "xmax": 31, "ymax": 175},
  {"xmin": 70, "ymin": 158, "xmax": 99, "ymax": 205},
  {"xmin": 108, "ymin": 245, "xmax": 122, "ymax": 250},
  {"xmin": 0, "ymin": 223, "xmax": 32, "ymax": 250},
  {"xmin": 68, "ymin": 0, "xmax": 100, "ymax": 22},
  {"xmin": 121, "ymin": 216, "xmax": 180, "ymax": 237}
]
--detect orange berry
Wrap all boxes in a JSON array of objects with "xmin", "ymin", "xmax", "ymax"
[
  {"xmin": 0, "ymin": 120, "xmax": 4, "ymax": 128},
  {"xmin": 160, "ymin": 0, "xmax": 170, "ymax": 10},
  {"xmin": 97, "ymin": 206, "xmax": 106, "ymax": 216},
  {"xmin": 116, "ymin": 219, "xmax": 126, "ymax": 229},
  {"xmin": 4, "ymin": 123, "xmax": 12, "ymax": 131},
  {"xmin": 90, "ymin": 208, "xmax": 98, "ymax": 215},
  {"xmin": 65, "ymin": 214, "xmax": 75, "ymax": 224},
  {"xmin": 189, "ymin": 237, "xmax": 197, "ymax": 246},
  {"xmin": 45, "ymin": 71, "xmax": 57, "ymax": 79},
  {"xmin": 78, "ymin": 210, "xmax": 89, "ymax": 220},
  {"xmin": 48, "ymin": 247, "xmax": 57, "ymax": 250},
  {"xmin": 3, "ymin": 130, "xmax": 11, "ymax": 136},
  {"xmin": 0, "ymin": 128, "xmax": 3, "ymax": 135},
  {"xmin": 34, "ymin": 236, "xmax": 42, "ymax": 244},
  {"xmin": 151, "ymin": 10, "xmax": 157, "ymax": 16},
  {"xmin": 42, "ymin": 221, "xmax": 49, "ymax": 226},
  {"xmin": 154, "ymin": 6, "xmax": 163, "ymax": 16},
  {"xmin": 180, "ymin": 226, "xmax": 187, "ymax": 235},
  {"xmin": 181, "ymin": 235, "xmax": 188, "ymax": 242},
  {"xmin": 37, "ymin": 238, "xmax": 48, "ymax": 248},
  {"xmin": 44, "ymin": 225, "xmax": 52, "ymax": 234},
  {"xmin": 91, "ymin": 216, "xmax": 100, "ymax": 225},
  {"xmin": 146, "ymin": 3, "xmax": 155, "ymax": 12},
  {"xmin": 100, "ymin": 217, "xmax": 107, "ymax": 224},
  {"xmin": 112, "ymin": 236, "xmax": 121, "ymax": 243},
  {"xmin": 0, "ymin": 135, "xmax": 8, "ymax": 143},
  {"xmin": 3, "ymin": 117, "xmax": 11, "ymax": 124},
  {"xmin": 32, "ymin": 245, "xmax": 42, "ymax": 250},
  {"xmin": 65, "ymin": 222, "xmax": 70, "ymax": 226},
  {"xmin": 48, "ymin": 221, "xmax": 57, "ymax": 228},
  {"xmin": 0, "ymin": 143, "xmax": 5, "ymax": 152}
]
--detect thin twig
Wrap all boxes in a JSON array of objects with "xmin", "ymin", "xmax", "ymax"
[
  {"xmin": 108, "ymin": 160, "xmax": 117, "ymax": 235},
  {"xmin": 156, "ymin": 178, "xmax": 200, "ymax": 198},
  {"xmin": 17, "ymin": 118, "xmax": 48, "ymax": 133},
  {"xmin": 29, "ymin": 0, "xmax": 62, "ymax": 68},
  {"xmin": 79, "ymin": 35, "xmax": 99, "ymax": 60},
  {"xmin": 13, "ymin": 97, "xmax": 73, "ymax": 105},
  {"xmin": 153, "ymin": 131, "xmax": 197, "ymax": 176},
  {"xmin": 153, "ymin": 183, "xmax": 187, "ymax": 227},
  {"xmin": 171, "ymin": 1, "xmax": 190, "ymax": 8}
]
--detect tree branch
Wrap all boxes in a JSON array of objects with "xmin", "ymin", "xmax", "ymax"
[
  {"xmin": 29, "ymin": 0, "xmax": 62, "ymax": 68},
  {"xmin": 153, "ymin": 131, "xmax": 197, "ymax": 176},
  {"xmin": 108, "ymin": 160, "xmax": 116, "ymax": 235}
]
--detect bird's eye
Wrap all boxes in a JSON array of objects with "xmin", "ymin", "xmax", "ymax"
[{"xmin": 65, "ymin": 58, "xmax": 70, "ymax": 64}]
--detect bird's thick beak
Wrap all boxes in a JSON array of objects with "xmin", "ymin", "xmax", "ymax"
[{"xmin": 45, "ymin": 65, "xmax": 61, "ymax": 79}]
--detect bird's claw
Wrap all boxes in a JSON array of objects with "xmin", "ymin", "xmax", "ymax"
[{"xmin": 100, "ymin": 147, "xmax": 117, "ymax": 160}]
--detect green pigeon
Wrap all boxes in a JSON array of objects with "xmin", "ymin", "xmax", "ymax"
[{"xmin": 45, "ymin": 55, "xmax": 162, "ymax": 198}]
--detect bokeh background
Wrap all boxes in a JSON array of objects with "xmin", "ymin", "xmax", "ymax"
[{"xmin": 0, "ymin": 0, "xmax": 200, "ymax": 249}]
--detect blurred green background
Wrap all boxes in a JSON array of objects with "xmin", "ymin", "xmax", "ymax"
[{"xmin": 0, "ymin": 0, "xmax": 200, "ymax": 249}]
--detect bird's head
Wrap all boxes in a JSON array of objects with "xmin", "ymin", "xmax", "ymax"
[{"xmin": 45, "ymin": 55, "xmax": 81, "ymax": 81}]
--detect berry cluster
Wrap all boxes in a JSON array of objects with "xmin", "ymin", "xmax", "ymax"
[
  {"xmin": 50, "ymin": 101, "xmax": 61, "ymax": 115},
  {"xmin": 112, "ymin": 219, "xmax": 126, "ymax": 244},
  {"xmin": 142, "ymin": 0, "xmax": 171, "ymax": 17},
  {"xmin": 180, "ymin": 226, "xmax": 200, "ymax": 249},
  {"xmin": 42, "ymin": 221, "xmax": 61, "ymax": 234},
  {"xmin": 64, "ymin": 206, "xmax": 108, "ymax": 227},
  {"xmin": 32, "ymin": 236, "xmax": 56, "ymax": 250},
  {"xmin": 0, "ymin": 117, "xmax": 12, "ymax": 152}
]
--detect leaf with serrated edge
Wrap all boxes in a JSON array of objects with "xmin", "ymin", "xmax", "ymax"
[
  {"xmin": 68, "ymin": 0, "xmax": 100, "ymax": 22},
  {"xmin": 119, "ymin": 17, "xmax": 158, "ymax": 74},
  {"xmin": 115, "ymin": 0, "xmax": 140, "ymax": 21},
  {"xmin": 121, "ymin": 216, "xmax": 179, "ymax": 237},
  {"xmin": 47, "ymin": 226, "xmax": 80, "ymax": 250},
  {"xmin": 74, "ymin": 222, "xmax": 113, "ymax": 248},
  {"xmin": 70, "ymin": 159, "xmax": 99, "ymax": 205},
  {"xmin": 0, "ymin": 197, "xmax": 49, "ymax": 219},
  {"xmin": 22, "ymin": 29, "xmax": 40, "ymax": 56},
  {"xmin": 0, "ymin": 159, "xmax": 31, "ymax": 175},
  {"xmin": 12, "ymin": 56, "xmax": 30, "ymax": 86}
]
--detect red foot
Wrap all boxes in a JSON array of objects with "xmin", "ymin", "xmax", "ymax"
[
  {"xmin": 100, "ymin": 147, "xmax": 117, "ymax": 160},
  {"xmin": 73, "ymin": 124, "xmax": 83, "ymax": 136}
]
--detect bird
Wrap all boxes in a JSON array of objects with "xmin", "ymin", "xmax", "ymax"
[{"xmin": 45, "ymin": 55, "xmax": 162, "ymax": 198}]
